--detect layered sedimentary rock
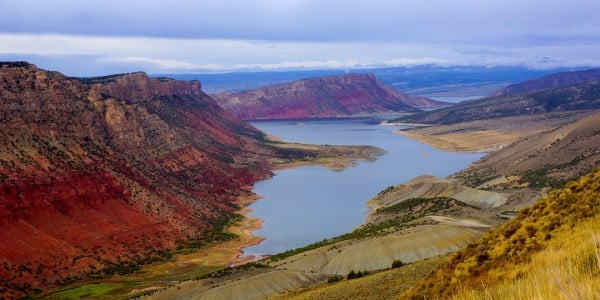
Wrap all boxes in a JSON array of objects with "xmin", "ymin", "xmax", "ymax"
[
  {"xmin": 0, "ymin": 62, "xmax": 294, "ymax": 297},
  {"xmin": 214, "ymin": 73, "xmax": 447, "ymax": 120}
]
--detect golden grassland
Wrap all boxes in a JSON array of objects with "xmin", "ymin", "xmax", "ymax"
[
  {"xmin": 403, "ymin": 168, "xmax": 600, "ymax": 299},
  {"xmin": 452, "ymin": 217, "xmax": 599, "ymax": 300}
]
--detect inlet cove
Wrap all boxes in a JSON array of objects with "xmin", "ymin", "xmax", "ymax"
[{"xmin": 243, "ymin": 117, "xmax": 485, "ymax": 257}]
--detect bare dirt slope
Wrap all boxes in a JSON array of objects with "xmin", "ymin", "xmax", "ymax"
[
  {"xmin": 394, "ymin": 110, "xmax": 595, "ymax": 151},
  {"xmin": 457, "ymin": 111, "xmax": 600, "ymax": 188},
  {"xmin": 368, "ymin": 175, "xmax": 508, "ymax": 209},
  {"xmin": 276, "ymin": 256, "xmax": 447, "ymax": 300},
  {"xmin": 271, "ymin": 225, "xmax": 482, "ymax": 275},
  {"xmin": 146, "ymin": 269, "xmax": 325, "ymax": 300}
]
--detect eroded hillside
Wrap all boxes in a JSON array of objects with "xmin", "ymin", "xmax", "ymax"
[
  {"xmin": 0, "ymin": 62, "xmax": 380, "ymax": 298},
  {"xmin": 213, "ymin": 73, "xmax": 448, "ymax": 120}
]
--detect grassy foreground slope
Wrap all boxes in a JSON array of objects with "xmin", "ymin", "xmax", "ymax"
[
  {"xmin": 275, "ymin": 169, "xmax": 599, "ymax": 299},
  {"xmin": 404, "ymin": 168, "xmax": 600, "ymax": 299}
]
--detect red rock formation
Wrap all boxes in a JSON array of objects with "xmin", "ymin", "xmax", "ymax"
[
  {"xmin": 213, "ymin": 73, "xmax": 449, "ymax": 120},
  {"xmin": 0, "ymin": 62, "xmax": 288, "ymax": 297}
]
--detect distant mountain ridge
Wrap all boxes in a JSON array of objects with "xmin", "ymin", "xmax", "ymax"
[
  {"xmin": 213, "ymin": 73, "xmax": 449, "ymax": 120},
  {"xmin": 492, "ymin": 68, "xmax": 600, "ymax": 97},
  {"xmin": 392, "ymin": 80, "xmax": 600, "ymax": 125}
]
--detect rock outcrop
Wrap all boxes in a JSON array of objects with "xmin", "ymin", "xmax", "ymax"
[
  {"xmin": 0, "ymin": 62, "xmax": 308, "ymax": 297},
  {"xmin": 213, "ymin": 73, "xmax": 447, "ymax": 120}
]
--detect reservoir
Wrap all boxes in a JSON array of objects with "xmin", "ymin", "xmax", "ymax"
[{"xmin": 243, "ymin": 117, "xmax": 484, "ymax": 257}]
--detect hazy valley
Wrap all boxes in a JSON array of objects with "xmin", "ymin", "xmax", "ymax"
[
  {"xmin": 135, "ymin": 68, "xmax": 599, "ymax": 299},
  {"xmin": 1, "ymin": 61, "xmax": 599, "ymax": 300}
]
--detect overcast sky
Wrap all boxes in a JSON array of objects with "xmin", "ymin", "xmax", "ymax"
[{"xmin": 1, "ymin": 0, "xmax": 599, "ymax": 75}]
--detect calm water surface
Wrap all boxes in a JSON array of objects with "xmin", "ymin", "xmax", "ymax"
[
  {"xmin": 430, "ymin": 95, "xmax": 484, "ymax": 103},
  {"xmin": 242, "ymin": 117, "xmax": 484, "ymax": 257}
]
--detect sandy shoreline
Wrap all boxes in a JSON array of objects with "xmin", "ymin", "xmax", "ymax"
[
  {"xmin": 394, "ymin": 128, "xmax": 519, "ymax": 152},
  {"xmin": 228, "ymin": 191, "xmax": 266, "ymax": 265}
]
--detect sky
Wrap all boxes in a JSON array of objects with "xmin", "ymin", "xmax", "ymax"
[{"xmin": 1, "ymin": 0, "xmax": 600, "ymax": 76}]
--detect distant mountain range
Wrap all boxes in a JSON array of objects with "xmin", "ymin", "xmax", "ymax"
[
  {"xmin": 492, "ymin": 68, "xmax": 600, "ymax": 97},
  {"xmin": 392, "ymin": 69, "xmax": 600, "ymax": 125},
  {"xmin": 163, "ymin": 65, "xmax": 569, "ymax": 96},
  {"xmin": 213, "ymin": 73, "xmax": 450, "ymax": 120}
]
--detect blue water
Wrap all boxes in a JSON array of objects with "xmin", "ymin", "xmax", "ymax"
[
  {"xmin": 430, "ymin": 95, "xmax": 484, "ymax": 103},
  {"xmin": 242, "ymin": 117, "xmax": 484, "ymax": 256}
]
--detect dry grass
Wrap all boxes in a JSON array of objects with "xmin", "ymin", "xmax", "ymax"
[
  {"xmin": 403, "ymin": 168, "xmax": 600, "ymax": 299},
  {"xmin": 453, "ymin": 218, "xmax": 600, "ymax": 300}
]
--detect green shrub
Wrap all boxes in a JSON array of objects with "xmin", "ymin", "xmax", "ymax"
[
  {"xmin": 327, "ymin": 274, "xmax": 343, "ymax": 283},
  {"xmin": 391, "ymin": 260, "xmax": 405, "ymax": 269}
]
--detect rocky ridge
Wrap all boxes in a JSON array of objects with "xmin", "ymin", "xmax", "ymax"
[
  {"xmin": 213, "ymin": 73, "xmax": 449, "ymax": 120},
  {"xmin": 492, "ymin": 67, "xmax": 600, "ymax": 97},
  {"xmin": 392, "ymin": 80, "xmax": 600, "ymax": 125}
]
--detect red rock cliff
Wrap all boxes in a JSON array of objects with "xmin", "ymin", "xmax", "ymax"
[
  {"xmin": 213, "ymin": 73, "xmax": 447, "ymax": 120},
  {"xmin": 0, "ymin": 62, "xmax": 284, "ymax": 297}
]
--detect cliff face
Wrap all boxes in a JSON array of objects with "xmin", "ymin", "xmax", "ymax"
[
  {"xmin": 0, "ymin": 62, "xmax": 280, "ymax": 297},
  {"xmin": 492, "ymin": 68, "xmax": 600, "ymax": 97},
  {"xmin": 213, "ymin": 73, "xmax": 445, "ymax": 120}
]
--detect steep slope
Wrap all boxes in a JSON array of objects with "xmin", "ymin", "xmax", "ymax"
[
  {"xmin": 213, "ymin": 73, "xmax": 446, "ymax": 120},
  {"xmin": 404, "ymin": 168, "xmax": 600, "ymax": 299},
  {"xmin": 274, "ymin": 169, "xmax": 599, "ymax": 300},
  {"xmin": 0, "ymin": 62, "xmax": 371, "ymax": 298},
  {"xmin": 457, "ymin": 112, "xmax": 600, "ymax": 188},
  {"xmin": 492, "ymin": 67, "xmax": 600, "ymax": 97},
  {"xmin": 392, "ymin": 81, "xmax": 600, "ymax": 125}
]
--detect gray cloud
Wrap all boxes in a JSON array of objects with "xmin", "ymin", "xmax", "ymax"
[
  {"xmin": 1, "ymin": 0, "xmax": 599, "ymax": 74},
  {"xmin": 1, "ymin": 0, "xmax": 599, "ymax": 45}
]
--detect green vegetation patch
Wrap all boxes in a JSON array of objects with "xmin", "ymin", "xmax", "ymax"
[
  {"xmin": 196, "ymin": 262, "xmax": 271, "ymax": 280},
  {"xmin": 185, "ymin": 213, "xmax": 243, "ymax": 249},
  {"xmin": 518, "ymin": 155, "xmax": 587, "ymax": 188},
  {"xmin": 52, "ymin": 283, "xmax": 127, "ymax": 300}
]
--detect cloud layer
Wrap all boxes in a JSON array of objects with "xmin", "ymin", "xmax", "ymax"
[{"xmin": 1, "ymin": 0, "xmax": 599, "ymax": 75}]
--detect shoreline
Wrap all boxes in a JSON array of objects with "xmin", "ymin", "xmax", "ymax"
[
  {"xmin": 226, "ymin": 142, "xmax": 387, "ymax": 264},
  {"xmin": 394, "ymin": 128, "xmax": 516, "ymax": 152},
  {"xmin": 228, "ymin": 191, "xmax": 266, "ymax": 265},
  {"xmin": 395, "ymin": 129, "xmax": 467, "ymax": 152}
]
